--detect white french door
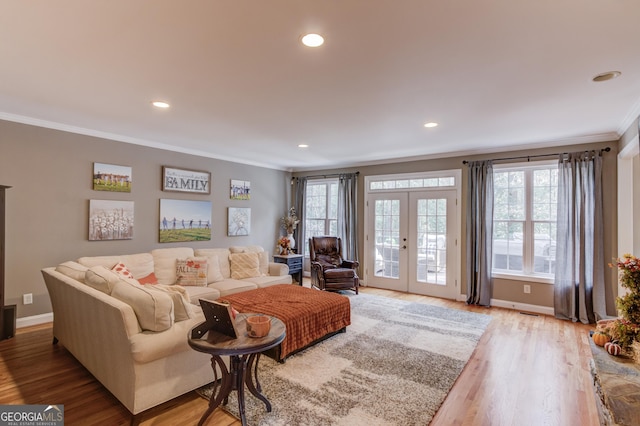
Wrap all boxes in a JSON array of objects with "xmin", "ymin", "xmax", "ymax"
[{"xmin": 366, "ymin": 186, "xmax": 459, "ymax": 299}]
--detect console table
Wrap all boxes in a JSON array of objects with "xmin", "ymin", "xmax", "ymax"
[
  {"xmin": 188, "ymin": 314, "xmax": 286, "ymax": 426},
  {"xmin": 273, "ymin": 254, "xmax": 303, "ymax": 285}
]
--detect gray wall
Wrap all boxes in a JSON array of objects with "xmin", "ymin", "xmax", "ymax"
[
  {"xmin": 294, "ymin": 140, "xmax": 618, "ymax": 312},
  {"xmin": 0, "ymin": 120, "xmax": 291, "ymax": 319}
]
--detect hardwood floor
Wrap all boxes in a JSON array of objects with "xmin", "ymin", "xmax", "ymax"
[{"xmin": 0, "ymin": 286, "xmax": 599, "ymax": 426}]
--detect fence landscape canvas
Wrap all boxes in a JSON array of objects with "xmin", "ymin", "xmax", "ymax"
[{"xmin": 159, "ymin": 199, "xmax": 211, "ymax": 243}]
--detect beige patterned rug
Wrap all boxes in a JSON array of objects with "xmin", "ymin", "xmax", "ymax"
[{"xmin": 197, "ymin": 293, "xmax": 491, "ymax": 425}]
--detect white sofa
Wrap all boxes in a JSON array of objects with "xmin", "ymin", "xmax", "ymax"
[{"xmin": 41, "ymin": 245, "xmax": 291, "ymax": 416}]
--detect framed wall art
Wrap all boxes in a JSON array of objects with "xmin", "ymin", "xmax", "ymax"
[
  {"xmin": 162, "ymin": 166, "xmax": 211, "ymax": 194},
  {"xmin": 228, "ymin": 207, "xmax": 250, "ymax": 236},
  {"xmin": 230, "ymin": 179, "xmax": 250, "ymax": 200},
  {"xmin": 93, "ymin": 162, "xmax": 132, "ymax": 192},
  {"xmin": 89, "ymin": 200, "xmax": 134, "ymax": 241},
  {"xmin": 159, "ymin": 199, "xmax": 211, "ymax": 243}
]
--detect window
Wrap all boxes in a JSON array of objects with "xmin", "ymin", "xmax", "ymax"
[
  {"xmin": 492, "ymin": 163, "xmax": 557, "ymax": 279},
  {"xmin": 304, "ymin": 180, "xmax": 338, "ymax": 253}
]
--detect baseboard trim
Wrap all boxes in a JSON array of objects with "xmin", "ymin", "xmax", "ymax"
[
  {"xmin": 457, "ymin": 294, "xmax": 553, "ymax": 316},
  {"xmin": 490, "ymin": 299, "xmax": 554, "ymax": 316},
  {"xmin": 17, "ymin": 313, "xmax": 53, "ymax": 329}
]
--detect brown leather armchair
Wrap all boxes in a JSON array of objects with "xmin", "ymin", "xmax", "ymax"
[{"xmin": 309, "ymin": 236, "xmax": 359, "ymax": 294}]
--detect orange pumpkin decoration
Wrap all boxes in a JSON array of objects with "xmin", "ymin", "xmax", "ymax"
[{"xmin": 592, "ymin": 331, "xmax": 610, "ymax": 347}]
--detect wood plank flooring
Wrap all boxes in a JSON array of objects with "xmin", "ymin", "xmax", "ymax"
[{"xmin": 0, "ymin": 286, "xmax": 599, "ymax": 425}]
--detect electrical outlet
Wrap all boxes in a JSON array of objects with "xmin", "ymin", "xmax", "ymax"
[
  {"xmin": 23, "ymin": 293, "xmax": 33, "ymax": 304},
  {"xmin": 523, "ymin": 285, "xmax": 531, "ymax": 294}
]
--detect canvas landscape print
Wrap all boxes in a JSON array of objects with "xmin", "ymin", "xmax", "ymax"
[
  {"xmin": 89, "ymin": 200, "xmax": 134, "ymax": 240},
  {"xmin": 93, "ymin": 162, "xmax": 132, "ymax": 192},
  {"xmin": 159, "ymin": 199, "xmax": 211, "ymax": 243}
]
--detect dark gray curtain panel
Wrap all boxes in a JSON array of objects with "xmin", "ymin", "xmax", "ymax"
[
  {"xmin": 466, "ymin": 161, "xmax": 494, "ymax": 306},
  {"xmin": 337, "ymin": 173, "xmax": 359, "ymax": 266},
  {"xmin": 293, "ymin": 177, "xmax": 308, "ymax": 257},
  {"xmin": 554, "ymin": 151, "xmax": 606, "ymax": 323}
]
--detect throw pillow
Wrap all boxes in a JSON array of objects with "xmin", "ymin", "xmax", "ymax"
[
  {"xmin": 55, "ymin": 261, "xmax": 88, "ymax": 283},
  {"xmin": 85, "ymin": 265, "xmax": 126, "ymax": 295},
  {"xmin": 230, "ymin": 246, "xmax": 268, "ymax": 275},
  {"xmin": 229, "ymin": 252, "xmax": 261, "ymax": 279},
  {"xmin": 175, "ymin": 257, "xmax": 208, "ymax": 286},
  {"xmin": 138, "ymin": 272, "xmax": 159, "ymax": 285},
  {"xmin": 149, "ymin": 284, "xmax": 194, "ymax": 321},
  {"xmin": 110, "ymin": 279, "xmax": 174, "ymax": 332},
  {"xmin": 202, "ymin": 253, "xmax": 224, "ymax": 283},
  {"xmin": 112, "ymin": 262, "xmax": 135, "ymax": 280}
]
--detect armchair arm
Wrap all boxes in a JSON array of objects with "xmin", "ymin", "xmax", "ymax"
[
  {"xmin": 341, "ymin": 260, "xmax": 359, "ymax": 269},
  {"xmin": 310, "ymin": 261, "xmax": 326, "ymax": 290}
]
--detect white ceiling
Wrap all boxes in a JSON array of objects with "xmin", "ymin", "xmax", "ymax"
[{"xmin": 1, "ymin": 1, "xmax": 640, "ymax": 171}]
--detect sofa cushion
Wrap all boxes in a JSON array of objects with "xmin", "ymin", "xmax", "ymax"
[
  {"xmin": 175, "ymin": 258, "xmax": 208, "ymax": 286},
  {"xmin": 151, "ymin": 247, "xmax": 195, "ymax": 285},
  {"xmin": 77, "ymin": 253, "xmax": 154, "ymax": 280},
  {"xmin": 111, "ymin": 279, "xmax": 174, "ymax": 332},
  {"xmin": 194, "ymin": 248, "xmax": 231, "ymax": 279},
  {"xmin": 210, "ymin": 279, "xmax": 258, "ymax": 297},
  {"xmin": 229, "ymin": 252, "xmax": 261, "ymax": 279},
  {"xmin": 243, "ymin": 274, "xmax": 293, "ymax": 287},
  {"xmin": 183, "ymin": 286, "xmax": 221, "ymax": 304},
  {"xmin": 85, "ymin": 265, "xmax": 126, "ymax": 294},
  {"xmin": 55, "ymin": 261, "xmax": 88, "ymax": 283}
]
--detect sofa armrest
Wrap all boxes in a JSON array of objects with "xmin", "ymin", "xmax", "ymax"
[{"xmin": 268, "ymin": 262, "xmax": 289, "ymax": 276}]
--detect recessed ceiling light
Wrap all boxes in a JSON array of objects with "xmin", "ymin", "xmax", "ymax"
[
  {"xmin": 592, "ymin": 71, "xmax": 621, "ymax": 82},
  {"xmin": 152, "ymin": 101, "xmax": 170, "ymax": 108},
  {"xmin": 298, "ymin": 144, "xmax": 309, "ymax": 148},
  {"xmin": 301, "ymin": 33, "xmax": 324, "ymax": 47},
  {"xmin": 424, "ymin": 122, "xmax": 438, "ymax": 128}
]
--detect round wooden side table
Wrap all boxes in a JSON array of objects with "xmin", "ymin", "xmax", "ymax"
[{"xmin": 188, "ymin": 314, "xmax": 286, "ymax": 426}]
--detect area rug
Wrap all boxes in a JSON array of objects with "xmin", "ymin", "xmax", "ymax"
[{"xmin": 197, "ymin": 293, "xmax": 492, "ymax": 425}]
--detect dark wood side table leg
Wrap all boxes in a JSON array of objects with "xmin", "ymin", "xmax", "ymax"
[
  {"xmin": 231, "ymin": 355, "xmax": 249, "ymax": 426},
  {"xmin": 245, "ymin": 353, "xmax": 272, "ymax": 412},
  {"xmin": 198, "ymin": 356, "xmax": 231, "ymax": 426}
]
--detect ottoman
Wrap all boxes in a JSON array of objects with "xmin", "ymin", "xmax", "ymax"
[{"xmin": 219, "ymin": 284, "xmax": 351, "ymax": 361}]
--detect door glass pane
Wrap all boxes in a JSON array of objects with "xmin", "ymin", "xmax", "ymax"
[
  {"xmin": 416, "ymin": 198, "xmax": 447, "ymax": 285},
  {"xmin": 374, "ymin": 199, "xmax": 400, "ymax": 279}
]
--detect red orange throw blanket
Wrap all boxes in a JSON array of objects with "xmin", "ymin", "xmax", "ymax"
[{"xmin": 220, "ymin": 284, "xmax": 351, "ymax": 360}]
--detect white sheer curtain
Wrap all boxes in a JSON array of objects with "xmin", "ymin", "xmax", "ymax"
[
  {"xmin": 554, "ymin": 151, "xmax": 607, "ymax": 323},
  {"xmin": 466, "ymin": 161, "xmax": 494, "ymax": 306}
]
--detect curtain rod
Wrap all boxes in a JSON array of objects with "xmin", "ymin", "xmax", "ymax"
[
  {"xmin": 462, "ymin": 147, "xmax": 610, "ymax": 165},
  {"xmin": 293, "ymin": 171, "xmax": 360, "ymax": 180}
]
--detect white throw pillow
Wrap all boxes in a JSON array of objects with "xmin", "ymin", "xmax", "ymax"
[
  {"xmin": 175, "ymin": 257, "xmax": 208, "ymax": 286},
  {"xmin": 229, "ymin": 246, "xmax": 268, "ymax": 275},
  {"xmin": 229, "ymin": 252, "xmax": 261, "ymax": 279},
  {"xmin": 85, "ymin": 265, "xmax": 126, "ymax": 295},
  {"xmin": 111, "ymin": 279, "xmax": 174, "ymax": 332},
  {"xmin": 148, "ymin": 284, "xmax": 194, "ymax": 322},
  {"xmin": 56, "ymin": 261, "xmax": 88, "ymax": 283}
]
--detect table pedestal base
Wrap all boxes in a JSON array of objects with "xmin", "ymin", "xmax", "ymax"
[{"xmin": 198, "ymin": 353, "xmax": 271, "ymax": 426}]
